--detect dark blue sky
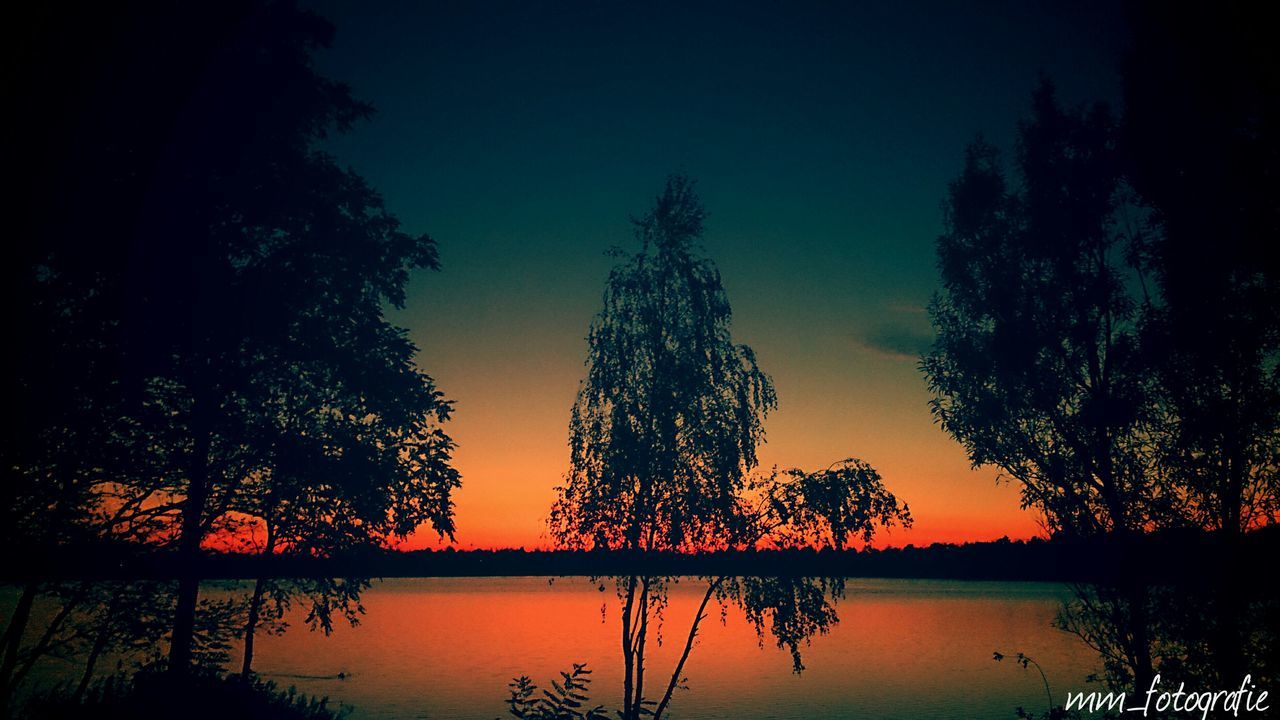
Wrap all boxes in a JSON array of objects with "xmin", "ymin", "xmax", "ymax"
[{"xmin": 301, "ymin": 0, "xmax": 1129, "ymax": 547}]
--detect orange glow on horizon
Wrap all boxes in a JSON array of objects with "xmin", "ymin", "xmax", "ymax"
[
  {"xmin": 389, "ymin": 389, "xmax": 1046, "ymax": 552},
  {"xmin": 395, "ymin": 272, "xmax": 1047, "ymax": 554},
  {"xmin": 394, "ymin": 454, "xmax": 1044, "ymax": 552}
]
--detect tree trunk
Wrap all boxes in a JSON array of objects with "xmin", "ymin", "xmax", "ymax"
[
  {"xmin": 240, "ymin": 576, "xmax": 268, "ymax": 679},
  {"xmin": 169, "ymin": 410, "xmax": 213, "ymax": 675},
  {"xmin": 1224, "ymin": 448, "xmax": 1244, "ymax": 537},
  {"xmin": 632, "ymin": 577, "xmax": 651, "ymax": 718},
  {"xmin": 1125, "ymin": 582, "xmax": 1154, "ymax": 695},
  {"xmin": 620, "ymin": 575, "xmax": 637, "ymax": 720},
  {"xmin": 0, "ymin": 581, "xmax": 38, "ymax": 713},
  {"xmin": 241, "ymin": 510, "xmax": 278, "ymax": 678},
  {"xmin": 11, "ymin": 587, "xmax": 85, "ymax": 692},
  {"xmin": 75, "ymin": 625, "xmax": 111, "ymax": 702},
  {"xmin": 1213, "ymin": 532, "xmax": 1244, "ymax": 686}
]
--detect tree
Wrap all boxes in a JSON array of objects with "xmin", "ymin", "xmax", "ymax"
[
  {"xmin": 551, "ymin": 175, "xmax": 776, "ymax": 554},
  {"xmin": 5, "ymin": 0, "xmax": 461, "ymax": 681},
  {"xmin": 925, "ymin": 64, "xmax": 1279, "ymax": 698},
  {"xmin": 549, "ymin": 177, "xmax": 910, "ymax": 720},
  {"xmin": 231, "ymin": 379, "xmax": 446, "ymax": 677},
  {"xmin": 923, "ymin": 80, "xmax": 1153, "ymax": 538},
  {"xmin": 1123, "ymin": 1, "xmax": 1280, "ymax": 538},
  {"xmin": 550, "ymin": 175, "xmax": 770, "ymax": 719},
  {"xmin": 922, "ymin": 82, "xmax": 1163, "ymax": 694},
  {"xmin": 0, "ymin": 267, "xmax": 117, "ymax": 709},
  {"xmin": 116, "ymin": 2, "xmax": 461, "ymax": 673},
  {"xmin": 1117, "ymin": 1, "xmax": 1280, "ymax": 687}
]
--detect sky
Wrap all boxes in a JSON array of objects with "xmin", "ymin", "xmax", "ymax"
[{"xmin": 301, "ymin": 0, "xmax": 1130, "ymax": 549}]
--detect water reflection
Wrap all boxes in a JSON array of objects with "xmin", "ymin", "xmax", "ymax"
[
  {"xmin": 1053, "ymin": 581, "xmax": 1277, "ymax": 713},
  {"xmin": 503, "ymin": 575, "xmax": 1280, "ymax": 720},
  {"xmin": 6, "ymin": 576, "xmax": 1274, "ymax": 719},
  {"xmin": 0, "ymin": 579, "xmax": 233, "ymax": 708},
  {"xmin": 504, "ymin": 574, "xmax": 848, "ymax": 719},
  {"xmin": 500, "ymin": 576, "xmax": 1089, "ymax": 720}
]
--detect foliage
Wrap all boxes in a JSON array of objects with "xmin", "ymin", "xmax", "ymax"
[
  {"xmin": 928, "ymin": 18, "xmax": 1280, "ymax": 704},
  {"xmin": 992, "ymin": 651, "xmax": 1056, "ymax": 717},
  {"xmin": 4, "ymin": 0, "xmax": 461, "ymax": 681},
  {"xmin": 925, "ymin": 10, "xmax": 1280, "ymax": 541},
  {"xmin": 0, "ymin": 578, "xmax": 267, "ymax": 705},
  {"xmin": 1122, "ymin": 1, "xmax": 1280, "ymax": 537},
  {"xmin": 503, "ymin": 664, "xmax": 610, "ymax": 720},
  {"xmin": 742, "ymin": 460, "xmax": 913, "ymax": 550},
  {"xmin": 720, "ymin": 577, "xmax": 844, "ymax": 673},
  {"xmin": 551, "ymin": 175, "xmax": 776, "ymax": 553},
  {"xmin": 1056, "ymin": 581, "xmax": 1279, "ymax": 696},
  {"xmin": 923, "ymin": 80, "xmax": 1155, "ymax": 536}
]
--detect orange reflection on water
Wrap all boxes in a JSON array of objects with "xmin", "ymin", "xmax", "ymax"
[{"xmin": 248, "ymin": 577, "xmax": 1097, "ymax": 719}]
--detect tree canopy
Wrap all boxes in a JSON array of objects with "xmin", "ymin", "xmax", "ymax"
[
  {"xmin": 1123, "ymin": 0, "xmax": 1280, "ymax": 536},
  {"xmin": 923, "ymin": 81, "xmax": 1153, "ymax": 536},
  {"xmin": 551, "ymin": 175, "xmax": 777, "ymax": 553},
  {"xmin": 4, "ymin": 0, "xmax": 460, "ymax": 683}
]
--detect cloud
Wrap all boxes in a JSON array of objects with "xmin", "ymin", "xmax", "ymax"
[
  {"xmin": 852, "ymin": 304, "xmax": 935, "ymax": 362},
  {"xmin": 855, "ymin": 327, "xmax": 934, "ymax": 361}
]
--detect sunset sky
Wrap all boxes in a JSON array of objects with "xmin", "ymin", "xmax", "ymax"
[{"xmin": 302, "ymin": 0, "xmax": 1130, "ymax": 549}]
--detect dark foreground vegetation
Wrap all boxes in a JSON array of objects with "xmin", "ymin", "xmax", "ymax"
[{"xmin": 17, "ymin": 669, "xmax": 344, "ymax": 720}]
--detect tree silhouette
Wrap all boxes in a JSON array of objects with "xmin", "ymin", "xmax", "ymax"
[
  {"xmin": 126, "ymin": 3, "xmax": 461, "ymax": 672},
  {"xmin": 551, "ymin": 174, "xmax": 776, "ymax": 555},
  {"xmin": 229, "ymin": 353, "xmax": 456, "ymax": 677},
  {"xmin": 1123, "ymin": 1, "xmax": 1280, "ymax": 539},
  {"xmin": 1114, "ymin": 1, "xmax": 1280, "ymax": 689},
  {"xmin": 549, "ymin": 175, "xmax": 770, "ymax": 720},
  {"xmin": 923, "ymin": 80, "xmax": 1153, "ymax": 538},
  {"xmin": 548, "ymin": 177, "xmax": 910, "ymax": 720},
  {"xmin": 926, "ymin": 21, "xmax": 1280, "ymax": 698},
  {"xmin": 5, "ymin": 0, "xmax": 460, "ymax": 681},
  {"xmin": 922, "ymin": 81, "xmax": 1162, "ymax": 692}
]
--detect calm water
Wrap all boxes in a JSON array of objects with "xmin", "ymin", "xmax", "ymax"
[{"xmin": 236, "ymin": 577, "xmax": 1097, "ymax": 719}]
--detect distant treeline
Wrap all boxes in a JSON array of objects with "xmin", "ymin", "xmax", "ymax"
[{"xmin": 6, "ymin": 527, "xmax": 1275, "ymax": 585}]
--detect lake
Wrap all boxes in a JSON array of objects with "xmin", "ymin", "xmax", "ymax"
[{"xmin": 231, "ymin": 577, "xmax": 1098, "ymax": 719}]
